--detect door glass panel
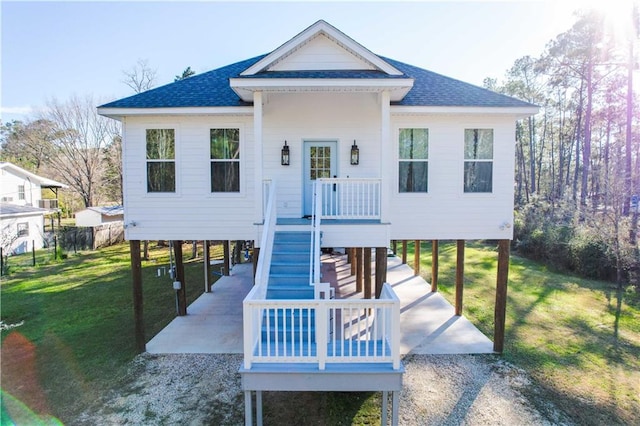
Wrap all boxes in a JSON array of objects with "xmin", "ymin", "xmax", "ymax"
[{"xmin": 309, "ymin": 145, "xmax": 331, "ymax": 180}]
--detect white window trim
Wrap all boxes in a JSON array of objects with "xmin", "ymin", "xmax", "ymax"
[
  {"xmin": 463, "ymin": 128, "xmax": 494, "ymax": 194},
  {"xmin": 396, "ymin": 127, "xmax": 430, "ymax": 195},
  {"xmin": 208, "ymin": 125, "xmax": 245, "ymax": 198},
  {"xmin": 143, "ymin": 125, "xmax": 180, "ymax": 197}
]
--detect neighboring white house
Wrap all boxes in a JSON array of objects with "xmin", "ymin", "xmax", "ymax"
[
  {"xmin": 0, "ymin": 203, "xmax": 47, "ymax": 255},
  {"xmin": 0, "ymin": 162, "xmax": 67, "ymax": 254},
  {"xmin": 98, "ymin": 20, "xmax": 538, "ymax": 425},
  {"xmin": 75, "ymin": 206, "xmax": 124, "ymax": 227}
]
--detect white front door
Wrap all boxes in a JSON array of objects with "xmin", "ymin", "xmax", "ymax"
[{"xmin": 303, "ymin": 141, "xmax": 337, "ymax": 216}]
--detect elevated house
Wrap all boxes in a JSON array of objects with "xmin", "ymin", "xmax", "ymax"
[
  {"xmin": 0, "ymin": 162, "xmax": 66, "ymax": 254},
  {"xmin": 98, "ymin": 20, "xmax": 537, "ymax": 425}
]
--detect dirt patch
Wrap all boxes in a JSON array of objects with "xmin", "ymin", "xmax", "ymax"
[{"xmin": 73, "ymin": 353, "xmax": 574, "ymax": 425}]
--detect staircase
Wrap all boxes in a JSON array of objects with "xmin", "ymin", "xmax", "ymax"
[
  {"xmin": 266, "ymin": 231, "xmax": 315, "ymax": 300},
  {"xmin": 260, "ymin": 230, "xmax": 317, "ymax": 356}
]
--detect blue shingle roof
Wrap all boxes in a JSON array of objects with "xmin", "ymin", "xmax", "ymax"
[{"xmin": 99, "ymin": 54, "xmax": 534, "ymax": 109}]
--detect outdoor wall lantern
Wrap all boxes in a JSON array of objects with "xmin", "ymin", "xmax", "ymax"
[
  {"xmin": 281, "ymin": 141, "xmax": 290, "ymax": 166},
  {"xmin": 350, "ymin": 140, "xmax": 360, "ymax": 165}
]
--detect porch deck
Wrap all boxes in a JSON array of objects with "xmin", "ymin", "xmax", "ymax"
[{"xmin": 146, "ymin": 254, "xmax": 493, "ymax": 355}]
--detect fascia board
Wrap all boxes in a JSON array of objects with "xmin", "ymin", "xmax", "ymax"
[
  {"xmin": 230, "ymin": 77, "xmax": 414, "ymax": 101},
  {"xmin": 0, "ymin": 163, "xmax": 67, "ymax": 188},
  {"xmin": 97, "ymin": 106, "xmax": 255, "ymax": 119}
]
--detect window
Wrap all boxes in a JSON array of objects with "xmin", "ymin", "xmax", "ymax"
[
  {"xmin": 17, "ymin": 222, "xmax": 29, "ymax": 237},
  {"xmin": 146, "ymin": 129, "xmax": 175, "ymax": 193},
  {"xmin": 210, "ymin": 128, "xmax": 240, "ymax": 192},
  {"xmin": 464, "ymin": 129, "xmax": 493, "ymax": 193},
  {"xmin": 18, "ymin": 185, "xmax": 25, "ymax": 200},
  {"xmin": 399, "ymin": 128, "xmax": 428, "ymax": 192}
]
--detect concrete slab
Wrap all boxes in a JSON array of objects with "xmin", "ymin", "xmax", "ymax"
[
  {"xmin": 146, "ymin": 254, "xmax": 494, "ymax": 355},
  {"xmin": 146, "ymin": 263, "xmax": 253, "ymax": 354}
]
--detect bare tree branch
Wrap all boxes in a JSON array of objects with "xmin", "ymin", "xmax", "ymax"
[{"xmin": 122, "ymin": 58, "xmax": 157, "ymax": 94}]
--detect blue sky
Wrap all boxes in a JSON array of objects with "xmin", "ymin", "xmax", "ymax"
[{"xmin": 1, "ymin": 1, "xmax": 582, "ymax": 123}]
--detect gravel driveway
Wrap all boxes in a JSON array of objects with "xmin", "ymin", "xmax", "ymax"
[{"xmin": 74, "ymin": 353, "xmax": 573, "ymax": 425}]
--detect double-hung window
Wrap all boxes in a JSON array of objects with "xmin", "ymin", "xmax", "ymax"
[
  {"xmin": 210, "ymin": 128, "xmax": 240, "ymax": 193},
  {"xmin": 146, "ymin": 129, "xmax": 176, "ymax": 193},
  {"xmin": 464, "ymin": 129, "xmax": 493, "ymax": 193},
  {"xmin": 399, "ymin": 128, "xmax": 428, "ymax": 193},
  {"xmin": 18, "ymin": 185, "xmax": 25, "ymax": 200}
]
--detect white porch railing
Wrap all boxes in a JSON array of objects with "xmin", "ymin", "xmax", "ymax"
[
  {"xmin": 316, "ymin": 178, "xmax": 381, "ymax": 220},
  {"xmin": 243, "ymin": 283, "xmax": 401, "ymax": 370},
  {"xmin": 243, "ymin": 177, "xmax": 400, "ymax": 372},
  {"xmin": 254, "ymin": 179, "xmax": 276, "ymax": 293},
  {"xmin": 310, "ymin": 180, "xmax": 322, "ymax": 287}
]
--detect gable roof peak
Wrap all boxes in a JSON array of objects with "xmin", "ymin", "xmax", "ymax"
[{"xmin": 240, "ymin": 20, "xmax": 403, "ymax": 77}]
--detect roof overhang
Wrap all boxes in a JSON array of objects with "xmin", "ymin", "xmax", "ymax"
[
  {"xmin": 0, "ymin": 162, "xmax": 68, "ymax": 188},
  {"xmin": 229, "ymin": 78, "xmax": 415, "ymax": 102},
  {"xmin": 97, "ymin": 106, "xmax": 255, "ymax": 120},
  {"xmin": 391, "ymin": 105, "xmax": 540, "ymax": 119}
]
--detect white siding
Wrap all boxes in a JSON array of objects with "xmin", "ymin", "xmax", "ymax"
[
  {"xmin": 0, "ymin": 169, "xmax": 42, "ymax": 207},
  {"xmin": 75, "ymin": 210, "xmax": 123, "ymax": 227},
  {"xmin": 269, "ymin": 34, "xmax": 375, "ymax": 71},
  {"xmin": 262, "ymin": 92, "xmax": 381, "ymax": 217},
  {"xmin": 1, "ymin": 214, "xmax": 45, "ymax": 254},
  {"xmin": 120, "ymin": 100, "xmax": 521, "ymax": 243},
  {"xmin": 122, "ymin": 116, "xmax": 256, "ymax": 241},
  {"xmin": 75, "ymin": 210, "xmax": 103, "ymax": 227},
  {"xmin": 388, "ymin": 114, "xmax": 516, "ymax": 240}
]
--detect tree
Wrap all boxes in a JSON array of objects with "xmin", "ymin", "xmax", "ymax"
[
  {"xmin": 42, "ymin": 95, "xmax": 121, "ymax": 208},
  {"xmin": 0, "ymin": 119, "xmax": 58, "ymax": 172},
  {"xmin": 122, "ymin": 59, "xmax": 157, "ymax": 93},
  {"xmin": 102, "ymin": 134, "xmax": 123, "ymax": 204},
  {"xmin": 175, "ymin": 66, "xmax": 195, "ymax": 81}
]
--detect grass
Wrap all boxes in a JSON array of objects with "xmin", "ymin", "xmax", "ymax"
[
  {"xmin": 405, "ymin": 240, "xmax": 640, "ymax": 426},
  {"xmin": 1, "ymin": 241, "xmax": 224, "ymax": 423},
  {"xmin": 2, "ymin": 240, "xmax": 639, "ymax": 424}
]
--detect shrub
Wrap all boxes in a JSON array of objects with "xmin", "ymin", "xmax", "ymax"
[{"xmin": 514, "ymin": 197, "xmax": 628, "ymax": 282}]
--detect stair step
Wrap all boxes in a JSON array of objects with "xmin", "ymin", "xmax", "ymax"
[
  {"xmin": 274, "ymin": 231, "xmax": 313, "ymax": 242},
  {"xmin": 273, "ymin": 243, "xmax": 311, "ymax": 253},
  {"xmin": 270, "ymin": 265, "xmax": 309, "ymax": 276},
  {"xmin": 271, "ymin": 253, "xmax": 310, "ymax": 263},
  {"xmin": 266, "ymin": 288, "xmax": 315, "ymax": 299},
  {"xmin": 268, "ymin": 276, "xmax": 309, "ymax": 286}
]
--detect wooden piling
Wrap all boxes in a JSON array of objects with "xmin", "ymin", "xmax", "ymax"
[
  {"xmin": 129, "ymin": 240, "xmax": 145, "ymax": 353},
  {"xmin": 356, "ymin": 247, "xmax": 363, "ymax": 293},
  {"xmin": 431, "ymin": 240, "xmax": 439, "ymax": 292},
  {"xmin": 413, "ymin": 240, "xmax": 421, "ymax": 276},
  {"xmin": 173, "ymin": 241, "xmax": 187, "ymax": 316},
  {"xmin": 375, "ymin": 247, "xmax": 387, "ymax": 298},
  {"xmin": 455, "ymin": 240, "xmax": 465, "ymax": 316},
  {"xmin": 364, "ymin": 247, "xmax": 372, "ymax": 299},
  {"xmin": 494, "ymin": 240, "xmax": 510, "ymax": 353}
]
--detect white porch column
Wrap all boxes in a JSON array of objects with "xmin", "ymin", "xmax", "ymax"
[
  {"xmin": 253, "ymin": 91, "xmax": 264, "ymax": 243},
  {"xmin": 380, "ymin": 90, "xmax": 391, "ymax": 224}
]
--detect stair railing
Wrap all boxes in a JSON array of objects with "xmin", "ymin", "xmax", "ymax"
[
  {"xmin": 310, "ymin": 180, "xmax": 322, "ymax": 287},
  {"xmin": 243, "ymin": 180, "xmax": 277, "ymax": 368},
  {"xmin": 244, "ymin": 284, "xmax": 401, "ymax": 370}
]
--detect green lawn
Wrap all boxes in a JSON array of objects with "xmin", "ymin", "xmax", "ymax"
[
  {"xmin": 2, "ymin": 241, "xmax": 639, "ymax": 425},
  {"xmin": 405, "ymin": 240, "xmax": 640, "ymax": 426},
  {"xmin": 1, "ymin": 241, "xmax": 223, "ymax": 423}
]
